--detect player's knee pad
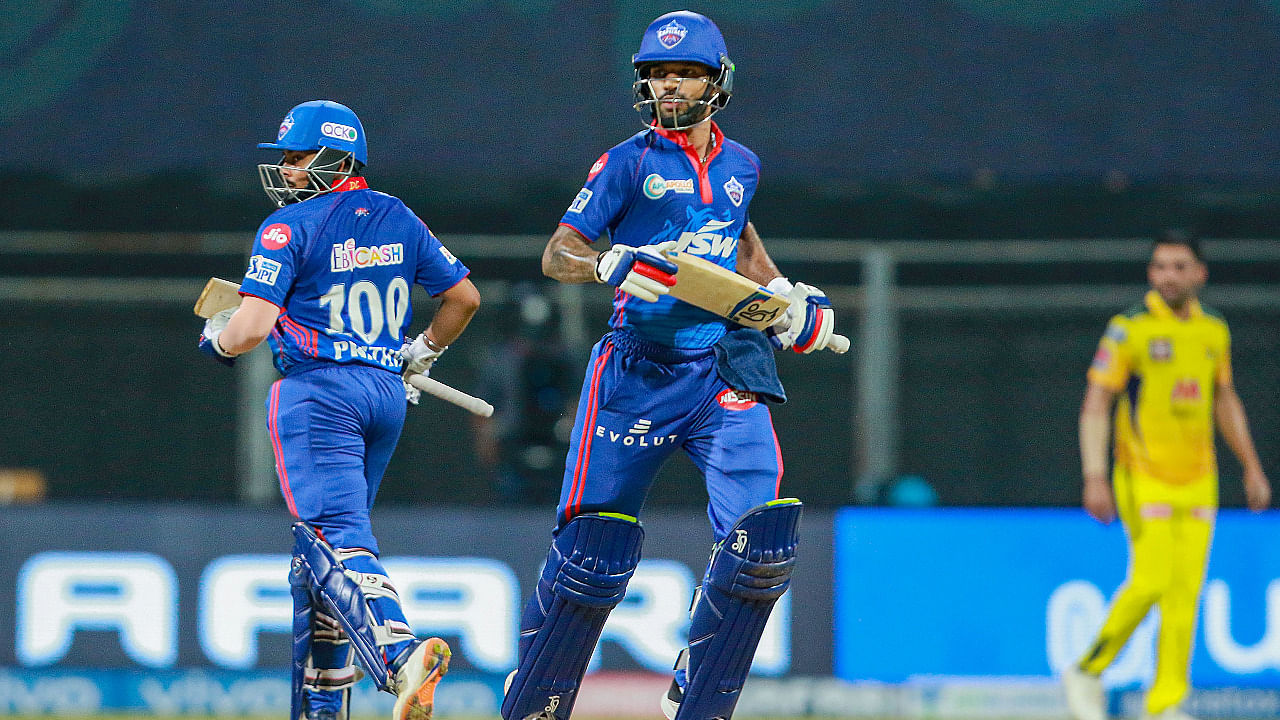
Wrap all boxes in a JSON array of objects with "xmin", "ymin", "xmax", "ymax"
[
  {"xmin": 502, "ymin": 513, "xmax": 644, "ymax": 720},
  {"xmin": 333, "ymin": 548, "xmax": 418, "ymax": 650},
  {"xmin": 674, "ymin": 499, "xmax": 802, "ymax": 720},
  {"xmin": 291, "ymin": 522, "xmax": 392, "ymax": 692}
]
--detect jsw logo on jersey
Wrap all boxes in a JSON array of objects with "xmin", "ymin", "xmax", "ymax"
[
  {"xmin": 673, "ymin": 219, "xmax": 738, "ymax": 259},
  {"xmin": 330, "ymin": 239, "xmax": 404, "ymax": 272}
]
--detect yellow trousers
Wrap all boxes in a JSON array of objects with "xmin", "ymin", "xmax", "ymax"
[{"xmin": 1078, "ymin": 466, "xmax": 1217, "ymax": 715}]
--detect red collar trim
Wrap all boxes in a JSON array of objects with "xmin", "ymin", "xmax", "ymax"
[
  {"xmin": 651, "ymin": 122, "xmax": 723, "ymax": 204},
  {"xmin": 332, "ymin": 176, "xmax": 368, "ymax": 192},
  {"xmin": 651, "ymin": 121, "xmax": 723, "ymax": 152}
]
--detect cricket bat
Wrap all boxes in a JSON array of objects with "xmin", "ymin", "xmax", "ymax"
[
  {"xmin": 659, "ymin": 251, "xmax": 851, "ymax": 354},
  {"xmin": 192, "ymin": 278, "xmax": 494, "ymax": 417}
]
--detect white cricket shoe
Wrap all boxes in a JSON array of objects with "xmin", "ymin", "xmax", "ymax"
[
  {"xmin": 1062, "ymin": 665, "xmax": 1107, "ymax": 720},
  {"xmin": 1142, "ymin": 708, "xmax": 1199, "ymax": 720},
  {"xmin": 391, "ymin": 637, "xmax": 451, "ymax": 720}
]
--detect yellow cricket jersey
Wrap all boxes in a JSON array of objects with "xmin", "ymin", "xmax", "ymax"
[{"xmin": 1087, "ymin": 290, "xmax": 1232, "ymax": 485}]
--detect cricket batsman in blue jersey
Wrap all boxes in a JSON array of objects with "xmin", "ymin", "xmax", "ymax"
[
  {"xmin": 197, "ymin": 100, "xmax": 480, "ymax": 720},
  {"xmin": 500, "ymin": 12, "xmax": 841, "ymax": 720}
]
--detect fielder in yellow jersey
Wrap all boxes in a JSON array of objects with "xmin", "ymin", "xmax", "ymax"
[{"xmin": 1062, "ymin": 232, "xmax": 1271, "ymax": 720}]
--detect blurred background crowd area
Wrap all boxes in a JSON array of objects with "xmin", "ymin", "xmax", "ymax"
[{"xmin": 2, "ymin": 0, "xmax": 1278, "ymax": 510}]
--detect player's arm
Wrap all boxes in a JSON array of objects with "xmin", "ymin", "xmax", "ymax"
[
  {"xmin": 1214, "ymin": 380, "xmax": 1271, "ymax": 511},
  {"xmin": 739, "ymin": 221, "xmax": 839, "ymax": 354},
  {"xmin": 543, "ymin": 224, "xmax": 678, "ymax": 302},
  {"xmin": 212, "ymin": 296, "xmax": 281, "ymax": 356},
  {"xmin": 735, "ymin": 221, "xmax": 783, "ymax": 285},
  {"xmin": 1079, "ymin": 381, "xmax": 1118, "ymax": 523},
  {"xmin": 402, "ymin": 277, "xmax": 481, "ymax": 377},
  {"xmin": 542, "ymin": 225, "xmax": 600, "ymax": 284}
]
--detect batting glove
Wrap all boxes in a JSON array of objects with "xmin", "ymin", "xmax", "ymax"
[
  {"xmin": 595, "ymin": 240, "xmax": 679, "ymax": 302},
  {"xmin": 197, "ymin": 308, "xmax": 237, "ymax": 367},
  {"xmin": 765, "ymin": 277, "xmax": 837, "ymax": 354},
  {"xmin": 403, "ymin": 379, "xmax": 422, "ymax": 405},
  {"xmin": 401, "ymin": 334, "xmax": 446, "ymax": 377}
]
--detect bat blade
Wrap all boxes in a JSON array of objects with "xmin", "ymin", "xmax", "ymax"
[
  {"xmin": 660, "ymin": 251, "xmax": 789, "ymax": 330},
  {"xmin": 194, "ymin": 278, "xmax": 244, "ymax": 318},
  {"xmin": 659, "ymin": 251, "xmax": 850, "ymax": 353}
]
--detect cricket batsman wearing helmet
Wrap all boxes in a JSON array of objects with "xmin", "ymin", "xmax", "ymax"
[
  {"xmin": 500, "ymin": 11, "xmax": 841, "ymax": 720},
  {"xmin": 197, "ymin": 100, "xmax": 481, "ymax": 720}
]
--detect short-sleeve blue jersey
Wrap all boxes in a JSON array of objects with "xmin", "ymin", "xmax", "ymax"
[
  {"xmin": 558, "ymin": 122, "xmax": 760, "ymax": 349},
  {"xmin": 238, "ymin": 177, "xmax": 470, "ymax": 375}
]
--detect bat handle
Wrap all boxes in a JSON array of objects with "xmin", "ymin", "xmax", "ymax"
[
  {"xmin": 827, "ymin": 333, "xmax": 851, "ymax": 354},
  {"xmin": 407, "ymin": 375, "xmax": 495, "ymax": 417}
]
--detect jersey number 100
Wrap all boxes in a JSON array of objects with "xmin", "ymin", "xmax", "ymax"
[{"xmin": 319, "ymin": 278, "xmax": 411, "ymax": 344}]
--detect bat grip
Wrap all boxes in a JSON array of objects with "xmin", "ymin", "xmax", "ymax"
[
  {"xmin": 827, "ymin": 333, "xmax": 851, "ymax": 354},
  {"xmin": 407, "ymin": 374, "xmax": 494, "ymax": 417}
]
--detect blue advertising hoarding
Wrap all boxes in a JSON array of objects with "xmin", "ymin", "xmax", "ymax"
[{"xmin": 834, "ymin": 508, "xmax": 1280, "ymax": 688}]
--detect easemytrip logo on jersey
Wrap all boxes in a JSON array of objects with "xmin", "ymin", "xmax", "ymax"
[
  {"xmin": 330, "ymin": 239, "xmax": 404, "ymax": 272},
  {"xmin": 834, "ymin": 508, "xmax": 1280, "ymax": 686},
  {"xmin": 643, "ymin": 173, "xmax": 695, "ymax": 199},
  {"xmin": 12, "ymin": 551, "xmax": 791, "ymax": 676}
]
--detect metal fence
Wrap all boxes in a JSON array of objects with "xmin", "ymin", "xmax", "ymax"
[{"xmin": 1, "ymin": 235, "xmax": 1276, "ymax": 508}]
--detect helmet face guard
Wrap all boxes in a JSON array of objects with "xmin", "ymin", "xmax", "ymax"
[
  {"xmin": 630, "ymin": 11, "xmax": 734, "ymax": 130},
  {"xmin": 632, "ymin": 62, "xmax": 732, "ymax": 130},
  {"xmin": 257, "ymin": 100, "xmax": 367, "ymax": 207},
  {"xmin": 258, "ymin": 147, "xmax": 358, "ymax": 208}
]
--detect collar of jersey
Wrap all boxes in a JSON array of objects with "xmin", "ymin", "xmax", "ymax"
[
  {"xmin": 1145, "ymin": 289, "xmax": 1202, "ymax": 320},
  {"xmin": 330, "ymin": 176, "xmax": 369, "ymax": 192},
  {"xmin": 651, "ymin": 121, "xmax": 724, "ymax": 156}
]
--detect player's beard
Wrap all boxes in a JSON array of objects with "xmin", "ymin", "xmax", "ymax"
[{"xmin": 654, "ymin": 93, "xmax": 710, "ymax": 129}]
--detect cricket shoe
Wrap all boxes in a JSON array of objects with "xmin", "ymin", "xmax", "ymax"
[
  {"xmin": 1061, "ymin": 665, "xmax": 1107, "ymax": 720},
  {"xmin": 390, "ymin": 637, "xmax": 451, "ymax": 720},
  {"xmin": 1142, "ymin": 708, "xmax": 1199, "ymax": 720},
  {"xmin": 660, "ymin": 647, "xmax": 689, "ymax": 720}
]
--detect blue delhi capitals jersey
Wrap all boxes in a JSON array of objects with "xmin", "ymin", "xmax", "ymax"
[
  {"xmin": 239, "ymin": 177, "xmax": 470, "ymax": 375},
  {"xmin": 559, "ymin": 122, "xmax": 760, "ymax": 349}
]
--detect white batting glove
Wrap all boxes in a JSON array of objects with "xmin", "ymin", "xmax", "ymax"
[
  {"xmin": 198, "ymin": 308, "xmax": 238, "ymax": 365},
  {"xmin": 400, "ymin": 334, "xmax": 446, "ymax": 377},
  {"xmin": 403, "ymin": 379, "xmax": 422, "ymax": 405},
  {"xmin": 594, "ymin": 240, "xmax": 680, "ymax": 302},
  {"xmin": 765, "ymin": 277, "xmax": 837, "ymax": 354}
]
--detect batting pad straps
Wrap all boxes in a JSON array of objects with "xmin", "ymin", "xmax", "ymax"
[
  {"xmin": 675, "ymin": 499, "xmax": 802, "ymax": 720},
  {"xmin": 501, "ymin": 513, "xmax": 644, "ymax": 720},
  {"xmin": 291, "ymin": 522, "xmax": 393, "ymax": 693}
]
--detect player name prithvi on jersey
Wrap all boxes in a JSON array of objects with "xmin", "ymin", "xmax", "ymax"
[{"xmin": 332, "ymin": 340, "xmax": 402, "ymax": 370}]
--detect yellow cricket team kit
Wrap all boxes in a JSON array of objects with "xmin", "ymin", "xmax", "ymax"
[{"xmin": 1079, "ymin": 290, "xmax": 1232, "ymax": 714}]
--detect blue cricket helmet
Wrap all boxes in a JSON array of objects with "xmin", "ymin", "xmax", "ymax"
[
  {"xmin": 257, "ymin": 100, "xmax": 367, "ymax": 207},
  {"xmin": 632, "ymin": 11, "xmax": 734, "ymax": 129},
  {"xmin": 258, "ymin": 100, "xmax": 367, "ymax": 165}
]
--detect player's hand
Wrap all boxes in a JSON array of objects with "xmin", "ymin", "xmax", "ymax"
[
  {"xmin": 1244, "ymin": 467, "xmax": 1271, "ymax": 512},
  {"xmin": 594, "ymin": 240, "xmax": 679, "ymax": 302},
  {"xmin": 1082, "ymin": 474, "xmax": 1117, "ymax": 524},
  {"xmin": 765, "ymin": 278, "xmax": 837, "ymax": 353},
  {"xmin": 401, "ymin": 334, "xmax": 446, "ymax": 377},
  {"xmin": 403, "ymin": 379, "xmax": 422, "ymax": 406},
  {"xmin": 197, "ymin": 308, "xmax": 237, "ymax": 367}
]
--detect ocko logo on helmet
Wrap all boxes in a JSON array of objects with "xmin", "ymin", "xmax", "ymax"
[{"xmin": 320, "ymin": 122, "xmax": 358, "ymax": 142}]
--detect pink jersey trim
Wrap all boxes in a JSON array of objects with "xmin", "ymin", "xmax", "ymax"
[
  {"xmin": 268, "ymin": 380, "xmax": 299, "ymax": 517},
  {"xmin": 566, "ymin": 341, "xmax": 614, "ymax": 521}
]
